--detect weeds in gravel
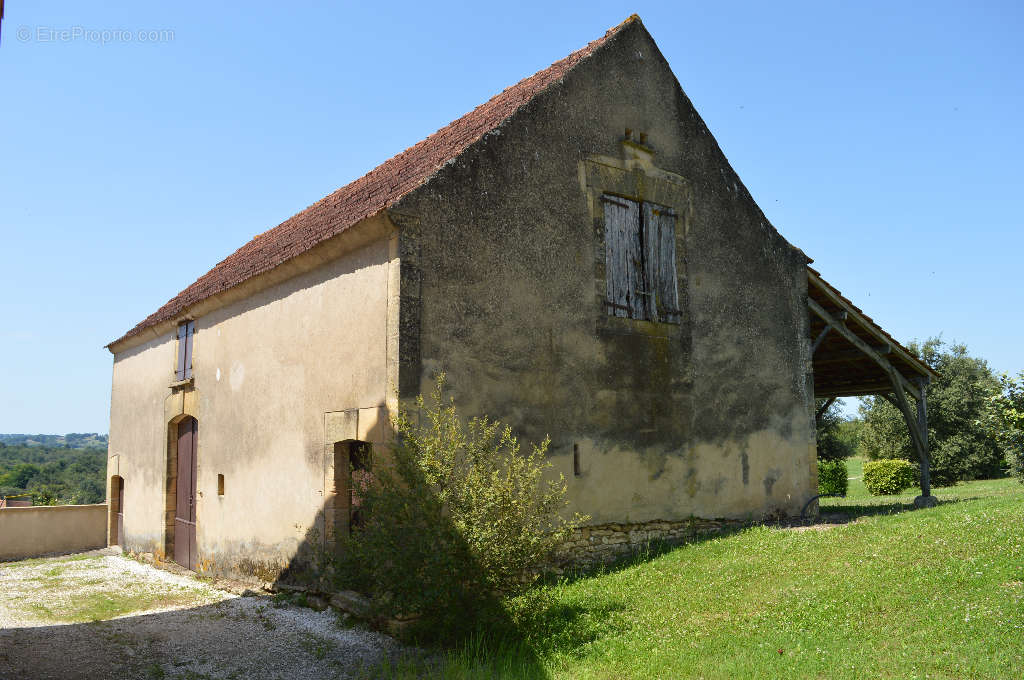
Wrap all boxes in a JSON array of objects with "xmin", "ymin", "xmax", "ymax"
[
  {"xmin": 300, "ymin": 633, "xmax": 335, "ymax": 660},
  {"xmin": 176, "ymin": 671, "xmax": 215, "ymax": 680},
  {"xmin": 334, "ymin": 609, "xmax": 357, "ymax": 629},
  {"xmin": 45, "ymin": 590, "xmax": 197, "ymax": 623},
  {"xmin": 1, "ymin": 554, "xmax": 100, "ymax": 570},
  {"xmin": 3, "ymin": 554, "xmax": 229, "ymax": 625},
  {"xmin": 24, "ymin": 565, "xmax": 74, "ymax": 588},
  {"xmin": 253, "ymin": 605, "xmax": 276, "ymax": 630},
  {"xmin": 271, "ymin": 591, "xmax": 300, "ymax": 608},
  {"xmin": 27, "ymin": 602, "xmax": 54, "ymax": 619}
]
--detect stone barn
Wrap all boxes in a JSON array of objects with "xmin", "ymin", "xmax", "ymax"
[{"xmin": 105, "ymin": 16, "xmax": 934, "ymax": 577}]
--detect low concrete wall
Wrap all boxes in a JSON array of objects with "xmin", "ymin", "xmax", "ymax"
[{"xmin": 0, "ymin": 504, "xmax": 108, "ymax": 561}]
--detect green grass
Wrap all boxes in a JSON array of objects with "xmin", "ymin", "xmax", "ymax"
[
  {"xmin": 0, "ymin": 553, "xmax": 101, "ymax": 569},
  {"xmin": 28, "ymin": 589, "xmax": 205, "ymax": 624},
  {"xmin": 4, "ymin": 553, "xmax": 220, "ymax": 624},
  {"xmin": 821, "ymin": 456, "xmax": 1013, "ymax": 512},
  {"xmin": 385, "ymin": 473, "xmax": 1024, "ymax": 679}
]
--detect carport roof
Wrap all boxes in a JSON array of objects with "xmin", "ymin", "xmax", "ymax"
[{"xmin": 809, "ymin": 267, "xmax": 936, "ymax": 400}]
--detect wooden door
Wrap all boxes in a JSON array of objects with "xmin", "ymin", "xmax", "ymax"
[
  {"xmin": 332, "ymin": 443, "xmax": 351, "ymax": 553},
  {"xmin": 116, "ymin": 477, "xmax": 124, "ymax": 546},
  {"xmin": 174, "ymin": 418, "xmax": 198, "ymax": 569}
]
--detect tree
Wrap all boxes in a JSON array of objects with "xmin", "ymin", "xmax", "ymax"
[
  {"xmin": 0, "ymin": 445, "xmax": 106, "ymax": 504},
  {"xmin": 858, "ymin": 338, "xmax": 1002, "ymax": 485},
  {"xmin": 985, "ymin": 371, "xmax": 1024, "ymax": 483},
  {"xmin": 815, "ymin": 399, "xmax": 857, "ymax": 460},
  {"xmin": 0, "ymin": 463, "xmax": 41, "ymax": 489}
]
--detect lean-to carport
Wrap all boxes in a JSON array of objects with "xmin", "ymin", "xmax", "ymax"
[{"xmin": 808, "ymin": 267, "xmax": 939, "ymax": 506}]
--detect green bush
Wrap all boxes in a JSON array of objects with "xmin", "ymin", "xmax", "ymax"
[
  {"xmin": 985, "ymin": 371, "xmax": 1024, "ymax": 484},
  {"xmin": 862, "ymin": 459, "xmax": 919, "ymax": 496},
  {"xmin": 335, "ymin": 375, "xmax": 587, "ymax": 642},
  {"xmin": 817, "ymin": 459, "xmax": 848, "ymax": 496}
]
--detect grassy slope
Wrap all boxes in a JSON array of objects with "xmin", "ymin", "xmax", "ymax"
[{"xmin": 398, "ymin": 465, "xmax": 1024, "ymax": 679}]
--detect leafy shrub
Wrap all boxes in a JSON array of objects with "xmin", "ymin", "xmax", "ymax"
[
  {"xmin": 817, "ymin": 459, "xmax": 848, "ymax": 496},
  {"xmin": 862, "ymin": 459, "xmax": 919, "ymax": 496},
  {"xmin": 985, "ymin": 371, "xmax": 1024, "ymax": 484},
  {"xmin": 335, "ymin": 376, "xmax": 587, "ymax": 642}
]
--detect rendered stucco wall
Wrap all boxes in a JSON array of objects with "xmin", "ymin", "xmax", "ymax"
[
  {"xmin": 391, "ymin": 20, "xmax": 815, "ymax": 524},
  {"xmin": 0, "ymin": 505, "xmax": 108, "ymax": 561},
  {"xmin": 107, "ymin": 216, "xmax": 398, "ymax": 579},
  {"xmin": 107, "ymin": 20, "xmax": 817, "ymax": 579}
]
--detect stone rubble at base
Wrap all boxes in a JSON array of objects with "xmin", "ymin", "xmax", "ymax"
[{"xmin": 552, "ymin": 517, "xmax": 747, "ymax": 571}]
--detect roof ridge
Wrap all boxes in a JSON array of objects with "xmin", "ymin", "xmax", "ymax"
[{"xmin": 109, "ymin": 16, "xmax": 640, "ymax": 349}]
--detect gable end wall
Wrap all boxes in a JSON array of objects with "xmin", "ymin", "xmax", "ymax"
[{"xmin": 391, "ymin": 22, "xmax": 815, "ymax": 523}]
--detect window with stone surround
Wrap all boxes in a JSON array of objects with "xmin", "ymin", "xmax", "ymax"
[
  {"xmin": 175, "ymin": 321, "xmax": 194, "ymax": 381},
  {"xmin": 602, "ymin": 195, "xmax": 680, "ymax": 323}
]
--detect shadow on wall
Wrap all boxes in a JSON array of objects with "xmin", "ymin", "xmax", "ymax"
[
  {"xmin": 241, "ymin": 422, "xmax": 551, "ymax": 674},
  {"xmin": 264, "ymin": 404, "xmax": 794, "ymax": 659}
]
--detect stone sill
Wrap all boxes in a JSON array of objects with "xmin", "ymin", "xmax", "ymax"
[{"xmin": 169, "ymin": 377, "xmax": 194, "ymax": 389}]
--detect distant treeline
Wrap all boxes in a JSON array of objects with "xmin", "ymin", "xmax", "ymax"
[
  {"xmin": 0, "ymin": 440, "xmax": 106, "ymax": 505},
  {"xmin": 0, "ymin": 433, "xmax": 108, "ymax": 449}
]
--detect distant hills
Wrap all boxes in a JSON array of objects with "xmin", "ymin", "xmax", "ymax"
[
  {"xmin": 1, "ymin": 437, "xmax": 106, "ymax": 505},
  {"xmin": 0, "ymin": 433, "xmax": 108, "ymax": 449}
]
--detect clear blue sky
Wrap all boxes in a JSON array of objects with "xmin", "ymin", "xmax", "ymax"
[{"xmin": 1, "ymin": 1, "xmax": 1021, "ymax": 433}]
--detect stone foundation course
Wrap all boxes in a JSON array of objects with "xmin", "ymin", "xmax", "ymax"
[{"xmin": 555, "ymin": 517, "xmax": 748, "ymax": 569}]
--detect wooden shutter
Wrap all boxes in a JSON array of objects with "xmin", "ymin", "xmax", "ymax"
[
  {"xmin": 603, "ymin": 195, "xmax": 644, "ymax": 318},
  {"xmin": 183, "ymin": 321, "xmax": 194, "ymax": 379},
  {"xmin": 644, "ymin": 202, "xmax": 680, "ymax": 324},
  {"xmin": 176, "ymin": 321, "xmax": 195, "ymax": 380},
  {"xmin": 176, "ymin": 323, "xmax": 187, "ymax": 380}
]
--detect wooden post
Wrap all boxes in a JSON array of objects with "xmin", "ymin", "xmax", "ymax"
[
  {"xmin": 915, "ymin": 377, "xmax": 931, "ymax": 499},
  {"xmin": 882, "ymin": 374, "xmax": 936, "ymax": 508}
]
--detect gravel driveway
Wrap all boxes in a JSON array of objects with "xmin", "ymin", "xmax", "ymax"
[{"xmin": 0, "ymin": 550, "xmax": 403, "ymax": 679}]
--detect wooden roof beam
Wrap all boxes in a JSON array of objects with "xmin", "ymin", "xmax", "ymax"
[
  {"xmin": 809, "ymin": 297, "xmax": 921, "ymax": 401},
  {"xmin": 808, "ymin": 270, "xmax": 934, "ymax": 380},
  {"xmin": 813, "ymin": 384, "xmax": 895, "ymax": 398},
  {"xmin": 811, "ymin": 310, "xmax": 848, "ymax": 355},
  {"xmin": 814, "ymin": 346, "xmax": 893, "ymax": 364}
]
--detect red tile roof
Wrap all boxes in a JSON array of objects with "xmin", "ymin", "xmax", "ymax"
[{"xmin": 109, "ymin": 17, "xmax": 641, "ymax": 349}]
